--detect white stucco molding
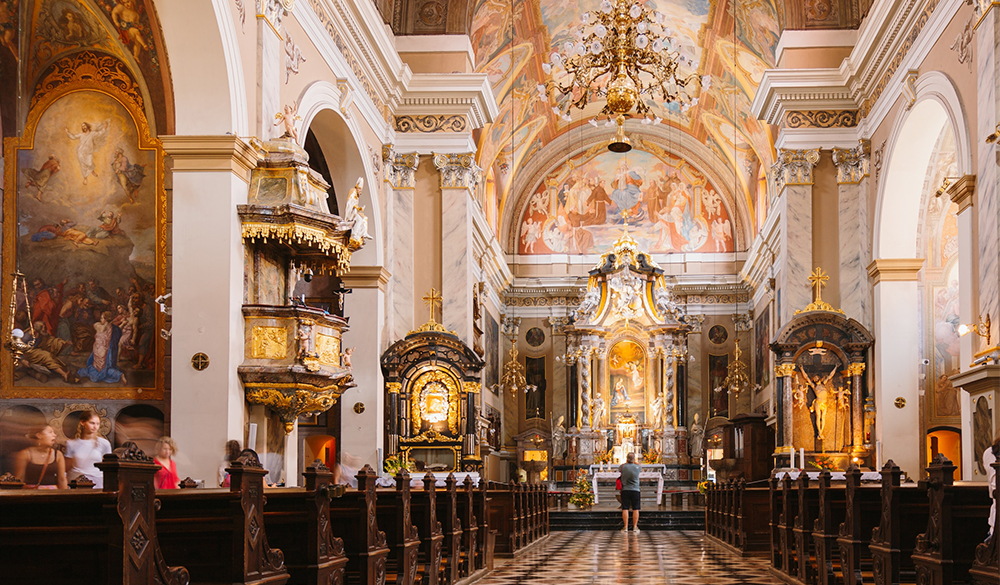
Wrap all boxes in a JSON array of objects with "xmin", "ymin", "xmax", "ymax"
[{"xmin": 396, "ymin": 73, "xmax": 499, "ymax": 129}]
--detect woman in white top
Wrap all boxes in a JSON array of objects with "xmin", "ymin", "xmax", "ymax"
[
  {"xmin": 986, "ymin": 436, "xmax": 998, "ymax": 537},
  {"xmin": 65, "ymin": 411, "xmax": 112, "ymax": 488}
]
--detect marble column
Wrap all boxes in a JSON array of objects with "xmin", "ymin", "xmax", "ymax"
[
  {"xmin": 833, "ymin": 142, "xmax": 872, "ymax": 327},
  {"xmin": 383, "ymin": 147, "xmax": 419, "ymax": 341},
  {"xmin": 947, "ymin": 176, "xmax": 978, "ymax": 369},
  {"xmin": 975, "ymin": 5, "xmax": 999, "ymax": 352},
  {"xmin": 868, "ymin": 259, "xmax": 925, "ymax": 478},
  {"xmin": 162, "ymin": 136, "xmax": 259, "ymax": 483},
  {"xmin": 548, "ymin": 317, "xmax": 571, "ymax": 424},
  {"xmin": 338, "ymin": 270, "xmax": 388, "ymax": 470},
  {"xmin": 772, "ymin": 149, "xmax": 820, "ymax": 324},
  {"xmin": 433, "ymin": 153, "xmax": 481, "ymax": 346},
  {"xmin": 256, "ymin": 1, "xmax": 284, "ymax": 138}
]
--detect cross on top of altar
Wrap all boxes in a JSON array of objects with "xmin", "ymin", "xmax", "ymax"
[
  {"xmin": 796, "ymin": 266, "xmax": 844, "ymax": 315},
  {"xmin": 423, "ymin": 288, "xmax": 442, "ymax": 323}
]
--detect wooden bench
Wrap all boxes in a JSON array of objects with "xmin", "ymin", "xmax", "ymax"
[
  {"xmin": 263, "ymin": 461, "xmax": 349, "ymax": 585},
  {"xmin": 969, "ymin": 456, "xmax": 999, "ymax": 585},
  {"xmin": 911, "ymin": 454, "xmax": 992, "ymax": 585},
  {"xmin": 436, "ymin": 474, "xmax": 462, "ymax": 583},
  {"xmin": 770, "ymin": 475, "xmax": 785, "ymax": 571},
  {"xmin": 812, "ymin": 470, "xmax": 847, "ymax": 585},
  {"xmin": 0, "ymin": 442, "xmax": 189, "ymax": 585},
  {"xmin": 836, "ymin": 465, "xmax": 882, "ymax": 585},
  {"xmin": 410, "ymin": 473, "xmax": 444, "ymax": 585},
  {"xmin": 868, "ymin": 461, "xmax": 929, "ymax": 585},
  {"xmin": 487, "ymin": 481, "xmax": 516, "ymax": 558},
  {"xmin": 328, "ymin": 465, "xmax": 390, "ymax": 585},
  {"xmin": 739, "ymin": 483, "xmax": 771, "ymax": 557},
  {"xmin": 792, "ymin": 472, "xmax": 820, "ymax": 584},
  {"xmin": 376, "ymin": 472, "xmax": 422, "ymax": 585},
  {"xmin": 455, "ymin": 477, "xmax": 478, "ymax": 577},
  {"xmin": 778, "ymin": 473, "xmax": 800, "ymax": 577},
  {"xmin": 155, "ymin": 449, "xmax": 288, "ymax": 585}
]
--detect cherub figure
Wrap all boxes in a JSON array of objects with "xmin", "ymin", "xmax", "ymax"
[
  {"xmin": 296, "ymin": 319, "xmax": 315, "ymax": 361},
  {"xmin": 273, "ymin": 103, "xmax": 300, "ymax": 143},
  {"xmin": 343, "ymin": 347, "xmax": 354, "ymax": 368},
  {"xmin": 111, "ymin": 0, "xmax": 151, "ymax": 60}
]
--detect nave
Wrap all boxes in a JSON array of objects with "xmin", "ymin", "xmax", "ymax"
[{"xmin": 480, "ymin": 532, "xmax": 780, "ymax": 585}]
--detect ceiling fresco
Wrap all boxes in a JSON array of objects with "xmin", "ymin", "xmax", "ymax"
[{"xmin": 470, "ymin": 0, "xmax": 780, "ymax": 250}]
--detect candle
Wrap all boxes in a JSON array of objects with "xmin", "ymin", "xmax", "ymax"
[
  {"xmin": 800, "ymin": 448, "xmax": 805, "ymax": 471},
  {"xmin": 876, "ymin": 441, "xmax": 882, "ymax": 471}
]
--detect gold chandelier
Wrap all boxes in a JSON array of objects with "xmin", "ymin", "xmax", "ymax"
[
  {"xmin": 493, "ymin": 345, "xmax": 537, "ymax": 396},
  {"xmin": 724, "ymin": 343, "xmax": 750, "ymax": 399},
  {"xmin": 538, "ymin": 0, "xmax": 709, "ymax": 151}
]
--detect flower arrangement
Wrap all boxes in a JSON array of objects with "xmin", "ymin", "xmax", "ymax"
[
  {"xmin": 697, "ymin": 480, "xmax": 714, "ymax": 495},
  {"xmin": 568, "ymin": 470, "xmax": 595, "ymax": 509},
  {"xmin": 384, "ymin": 453, "xmax": 407, "ymax": 475},
  {"xmin": 595, "ymin": 451, "xmax": 613, "ymax": 464},
  {"xmin": 808, "ymin": 456, "xmax": 837, "ymax": 471},
  {"xmin": 643, "ymin": 449, "xmax": 661, "ymax": 464}
]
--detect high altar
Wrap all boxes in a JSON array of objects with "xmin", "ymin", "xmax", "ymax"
[
  {"xmin": 770, "ymin": 269, "xmax": 874, "ymax": 471},
  {"xmin": 564, "ymin": 228, "xmax": 694, "ymax": 479}
]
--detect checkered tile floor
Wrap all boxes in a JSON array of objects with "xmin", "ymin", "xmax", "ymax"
[{"xmin": 479, "ymin": 531, "xmax": 782, "ymax": 584}]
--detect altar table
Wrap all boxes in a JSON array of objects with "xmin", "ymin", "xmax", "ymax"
[{"xmin": 591, "ymin": 471, "xmax": 665, "ymax": 505}]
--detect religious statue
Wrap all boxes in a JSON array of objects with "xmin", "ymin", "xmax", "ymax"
[
  {"xmin": 273, "ymin": 103, "xmax": 300, "ymax": 143},
  {"xmin": 653, "ymin": 287, "xmax": 681, "ymax": 321},
  {"xmin": 689, "ymin": 413, "xmax": 704, "ymax": 459},
  {"xmin": 343, "ymin": 347, "xmax": 354, "ymax": 368},
  {"xmin": 340, "ymin": 178, "xmax": 370, "ymax": 248},
  {"xmin": 649, "ymin": 393, "xmax": 664, "ymax": 430},
  {"xmin": 296, "ymin": 319, "xmax": 315, "ymax": 361},
  {"xmin": 348, "ymin": 205, "xmax": 370, "ymax": 246},
  {"xmin": 343, "ymin": 178, "xmax": 362, "ymax": 223},
  {"xmin": 575, "ymin": 288, "xmax": 600, "ymax": 321},
  {"xmin": 591, "ymin": 395, "xmax": 606, "ymax": 429},
  {"xmin": 551, "ymin": 415, "xmax": 567, "ymax": 460},
  {"xmin": 799, "ymin": 365, "xmax": 838, "ymax": 438}
]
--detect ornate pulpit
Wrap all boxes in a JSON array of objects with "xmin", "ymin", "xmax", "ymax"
[
  {"xmin": 381, "ymin": 291, "xmax": 485, "ymax": 473},
  {"xmin": 769, "ymin": 268, "xmax": 874, "ymax": 470}
]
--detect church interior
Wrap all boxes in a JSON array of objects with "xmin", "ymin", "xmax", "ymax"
[{"xmin": 0, "ymin": 0, "xmax": 998, "ymax": 583}]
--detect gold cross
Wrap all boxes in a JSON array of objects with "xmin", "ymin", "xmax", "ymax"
[
  {"xmin": 620, "ymin": 207, "xmax": 632, "ymax": 224},
  {"xmin": 423, "ymin": 288, "xmax": 443, "ymax": 323},
  {"xmin": 808, "ymin": 267, "xmax": 829, "ymax": 303}
]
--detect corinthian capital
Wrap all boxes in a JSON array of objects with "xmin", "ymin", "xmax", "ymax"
[
  {"xmin": 382, "ymin": 146, "xmax": 418, "ymax": 189},
  {"xmin": 433, "ymin": 152, "xmax": 482, "ymax": 190},
  {"xmin": 771, "ymin": 148, "xmax": 820, "ymax": 193},
  {"xmin": 832, "ymin": 141, "xmax": 870, "ymax": 185}
]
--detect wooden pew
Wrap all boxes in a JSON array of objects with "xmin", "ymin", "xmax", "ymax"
[
  {"xmin": 155, "ymin": 449, "xmax": 288, "ymax": 585},
  {"xmin": 437, "ymin": 474, "xmax": 462, "ymax": 583},
  {"xmin": 727, "ymin": 480, "xmax": 739, "ymax": 548},
  {"xmin": 410, "ymin": 473, "xmax": 444, "ymax": 585},
  {"xmin": 474, "ymin": 480, "xmax": 491, "ymax": 571},
  {"xmin": 0, "ymin": 442, "xmax": 189, "ymax": 585},
  {"xmin": 770, "ymin": 475, "xmax": 785, "ymax": 571},
  {"xmin": 328, "ymin": 465, "xmax": 390, "ymax": 585},
  {"xmin": 778, "ymin": 473, "xmax": 800, "ymax": 577},
  {"xmin": 868, "ymin": 460, "xmax": 929, "ymax": 585},
  {"xmin": 376, "ymin": 471, "xmax": 422, "ymax": 585},
  {"xmin": 813, "ymin": 470, "xmax": 847, "ymax": 585},
  {"xmin": 836, "ymin": 465, "xmax": 882, "ymax": 585},
  {"xmin": 792, "ymin": 472, "xmax": 820, "ymax": 584},
  {"xmin": 969, "ymin": 457, "xmax": 998, "ymax": 585},
  {"xmin": 912, "ymin": 454, "xmax": 992, "ymax": 585},
  {"xmin": 263, "ymin": 461, "xmax": 349, "ymax": 585},
  {"xmin": 456, "ymin": 477, "xmax": 478, "ymax": 577},
  {"xmin": 739, "ymin": 483, "xmax": 771, "ymax": 557},
  {"xmin": 487, "ymin": 481, "xmax": 516, "ymax": 558}
]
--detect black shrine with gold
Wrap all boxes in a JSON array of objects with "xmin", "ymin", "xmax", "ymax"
[
  {"xmin": 381, "ymin": 309, "xmax": 485, "ymax": 474},
  {"xmin": 769, "ymin": 268, "xmax": 874, "ymax": 471}
]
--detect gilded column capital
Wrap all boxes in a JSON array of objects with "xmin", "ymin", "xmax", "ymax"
[
  {"xmin": 771, "ymin": 148, "xmax": 820, "ymax": 193},
  {"xmin": 382, "ymin": 146, "xmax": 419, "ymax": 189},
  {"xmin": 432, "ymin": 152, "xmax": 482, "ymax": 191},
  {"xmin": 946, "ymin": 174, "xmax": 976, "ymax": 213},
  {"xmin": 832, "ymin": 141, "xmax": 871, "ymax": 185},
  {"xmin": 846, "ymin": 363, "xmax": 866, "ymax": 376},
  {"xmin": 687, "ymin": 314, "xmax": 705, "ymax": 334},
  {"xmin": 547, "ymin": 316, "xmax": 572, "ymax": 334},
  {"xmin": 866, "ymin": 258, "xmax": 925, "ymax": 284},
  {"xmin": 774, "ymin": 363, "xmax": 796, "ymax": 378}
]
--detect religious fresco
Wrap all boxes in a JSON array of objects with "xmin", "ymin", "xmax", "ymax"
[
  {"xmin": 470, "ymin": 0, "xmax": 780, "ymax": 236},
  {"xmin": 931, "ymin": 262, "xmax": 960, "ymax": 418},
  {"xmin": 3, "ymin": 86, "xmax": 164, "ymax": 399},
  {"xmin": 517, "ymin": 148, "xmax": 734, "ymax": 255},
  {"xmin": 0, "ymin": 0, "xmax": 18, "ymax": 138},
  {"xmin": 608, "ymin": 339, "xmax": 646, "ymax": 424}
]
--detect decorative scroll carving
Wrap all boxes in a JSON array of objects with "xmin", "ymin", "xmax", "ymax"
[
  {"xmin": 394, "ymin": 115, "xmax": 467, "ymax": 133},
  {"xmin": 771, "ymin": 148, "xmax": 820, "ymax": 193},
  {"xmin": 832, "ymin": 141, "xmax": 871, "ymax": 185},
  {"xmin": 433, "ymin": 152, "xmax": 481, "ymax": 190},
  {"xmin": 784, "ymin": 110, "xmax": 859, "ymax": 129},
  {"xmin": 113, "ymin": 441, "xmax": 155, "ymax": 463},
  {"xmin": 382, "ymin": 146, "xmax": 419, "ymax": 189},
  {"xmin": 31, "ymin": 51, "xmax": 144, "ymax": 113}
]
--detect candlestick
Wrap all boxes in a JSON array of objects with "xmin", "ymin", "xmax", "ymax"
[
  {"xmin": 875, "ymin": 441, "xmax": 882, "ymax": 471},
  {"xmin": 800, "ymin": 448, "xmax": 805, "ymax": 471}
]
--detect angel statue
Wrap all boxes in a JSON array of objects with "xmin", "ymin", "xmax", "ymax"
[
  {"xmin": 834, "ymin": 384, "xmax": 851, "ymax": 410},
  {"xmin": 591, "ymin": 395, "xmax": 606, "ymax": 430},
  {"xmin": 653, "ymin": 287, "xmax": 680, "ymax": 321},
  {"xmin": 273, "ymin": 103, "xmax": 301, "ymax": 143},
  {"xmin": 649, "ymin": 393, "xmax": 664, "ymax": 430},
  {"xmin": 575, "ymin": 288, "xmax": 600, "ymax": 321}
]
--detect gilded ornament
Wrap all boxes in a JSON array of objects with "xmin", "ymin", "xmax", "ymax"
[
  {"xmin": 463, "ymin": 381, "xmax": 481, "ymax": 394},
  {"xmin": 386, "ymin": 382, "xmax": 402, "ymax": 394},
  {"xmin": 795, "ymin": 267, "xmax": 845, "ymax": 315},
  {"xmin": 409, "ymin": 369, "xmax": 461, "ymax": 436},
  {"xmin": 316, "ymin": 333, "xmax": 341, "ymax": 366},
  {"xmin": 244, "ymin": 382, "xmax": 347, "ymax": 434},
  {"xmin": 251, "ymin": 326, "xmax": 288, "ymax": 359},
  {"xmin": 774, "ymin": 363, "xmax": 797, "ymax": 378},
  {"xmin": 240, "ymin": 222, "xmax": 352, "ymax": 273},
  {"xmin": 846, "ymin": 362, "xmax": 867, "ymax": 376},
  {"xmin": 394, "ymin": 115, "xmax": 467, "ymax": 133}
]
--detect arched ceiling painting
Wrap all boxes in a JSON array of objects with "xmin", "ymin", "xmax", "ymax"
[{"xmin": 470, "ymin": 0, "xmax": 779, "ymax": 252}]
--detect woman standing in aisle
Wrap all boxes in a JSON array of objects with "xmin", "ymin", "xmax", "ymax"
[{"xmin": 66, "ymin": 410, "xmax": 112, "ymax": 488}]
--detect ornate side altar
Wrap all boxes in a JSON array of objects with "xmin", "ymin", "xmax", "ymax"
[
  {"xmin": 769, "ymin": 269, "xmax": 874, "ymax": 471},
  {"xmin": 564, "ymin": 228, "xmax": 694, "ymax": 480},
  {"xmin": 381, "ymin": 295, "xmax": 486, "ymax": 474}
]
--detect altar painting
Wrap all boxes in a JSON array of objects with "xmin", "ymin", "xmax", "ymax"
[
  {"xmin": 3, "ymin": 87, "xmax": 163, "ymax": 399},
  {"xmin": 708, "ymin": 354, "xmax": 728, "ymax": 417},
  {"xmin": 518, "ymin": 148, "xmax": 734, "ymax": 255},
  {"xmin": 790, "ymin": 353, "xmax": 851, "ymax": 452},
  {"xmin": 410, "ymin": 369, "xmax": 460, "ymax": 436},
  {"xmin": 608, "ymin": 340, "xmax": 646, "ymax": 424}
]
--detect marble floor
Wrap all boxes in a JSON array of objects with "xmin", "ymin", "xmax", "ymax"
[{"xmin": 478, "ymin": 531, "xmax": 783, "ymax": 584}]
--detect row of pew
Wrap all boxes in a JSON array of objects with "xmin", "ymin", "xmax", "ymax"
[
  {"xmin": 705, "ymin": 454, "xmax": 999, "ymax": 585},
  {"xmin": 0, "ymin": 442, "xmax": 549, "ymax": 585}
]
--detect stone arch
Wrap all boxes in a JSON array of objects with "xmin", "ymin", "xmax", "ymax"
[
  {"xmin": 298, "ymin": 81, "xmax": 383, "ymax": 266},
  {"xmin": 155, "ymin": 0, "xmax": 248, "ymax": 135}
]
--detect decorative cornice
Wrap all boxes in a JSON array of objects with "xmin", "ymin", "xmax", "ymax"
[
  {"xmin": 433, "ymin": 152, "xmax": 481, "ymax": 191},
  {"xmin": 396, "ymin": 73, "xmax": 498, "ymax": 129},
  {"xmin": 382, "ymin": 146, "xmax": 419, "ymax": 189},
  {"xmin": 784, "ymin": 110, "xmax": 860, "ymax": 129},
  {"xmin": 946, "ymin": 174, "xmax": 975, "ymax": 213},
  {"xmin": 832, "ymin": 140, "xmax": 871, "ymax": 185},
  {"xmin": 867, "ymin": 258, "xmax": 925, "ymax": 284},
  {"xmin": 160, "ymin": 135, "xmax": 260, "ymax": 183},
  {"xmin": 340, "ymin": 265, "xmax": 391, "ymax": 290},
  {"xmin": 393, "ymin": 115, "xmax": 467, "ymax": 133},
  {"xmin": 771, "ymin": 148, "xmax": 820, "ymax": 193}
]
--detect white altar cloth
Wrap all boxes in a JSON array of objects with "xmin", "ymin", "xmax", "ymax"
[
  {"xmin": 589, "ymin": 463, "xmax": 665, "ymax": 475},
  {"xmin": 591, "ymin": 471, "xmax": 665, "ymax": 505},
  {"xmin": 375, "ymin": 471, "xmax": 480, "ymax": 488},
  {"xmin": 775, "ymin": 470, "xmax": 882, "ymax": 482}
]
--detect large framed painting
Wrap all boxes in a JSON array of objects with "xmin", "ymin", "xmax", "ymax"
[
  {"xmin": 485, "ymin": 312, "xmax": 499, "ymax": 394},
  {"xmin": 3, "ymin": 77, "xmax": 165, "ymax": 399},
  {"xmin": 754, "ymin": 304, "xmax": 770, "ymax": 390},
  {"xmin": 608, "ymin": 339, "xmax": 646, "ymax": 424}
]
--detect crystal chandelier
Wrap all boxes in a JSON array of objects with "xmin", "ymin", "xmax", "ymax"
[
  {"xmin": 493, "ymin": 345, "xmax": 537, "ymax": 396},
  {"xmin": 538, "ymin": 0, "xmax": 710, "ymax": 152}
]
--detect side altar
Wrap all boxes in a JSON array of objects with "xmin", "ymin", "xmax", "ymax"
[{"xmin": 558, "ymin": 227, "xmax": 698, "ymax": 483}]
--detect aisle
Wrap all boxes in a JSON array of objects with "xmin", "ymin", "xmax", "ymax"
[{"xmin": 478, "ymin": 531, "xmax": 782, "ymax": 584}]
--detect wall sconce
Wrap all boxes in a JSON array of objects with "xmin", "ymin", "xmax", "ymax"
[{"xmin": 958, "ymin": 314, "xmax": 991, "ymax": 345}]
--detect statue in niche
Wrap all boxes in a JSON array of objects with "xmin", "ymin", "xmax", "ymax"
[
  {"xmin": 649, "ymin": 392, "xmax": 664, "ymax": 430},
  {"xmin": 689, "ymin": 413, "xmax": 704, "ymax": 458},
  {"xmin": 591, "ymin": 395, "xmax": 606, "ymax": 429},
  {"xmin": 273, "ymin": 103, "xmax": 300, "ymax": 143},
  {"xmin": 341, "ymin": 178, "xmax": 370, "ymax": 247},
  {"xmin": 551, "ymin": 415, "xmax": 566, "ymax": 460},
  {"xmin": 296, "ymin": 319, "xmax": 315, "ymax": 361},
  {"xmin": 799, "ymin": 364, "xmax": 838, "ymax": 438},
  {"xmin": 575, "ymin": 288, "xmax": 600, "ymax": 321}
]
